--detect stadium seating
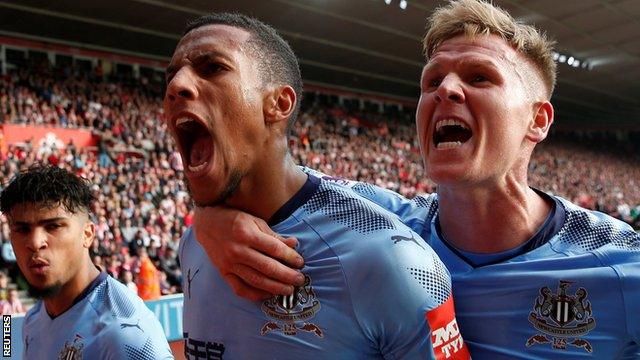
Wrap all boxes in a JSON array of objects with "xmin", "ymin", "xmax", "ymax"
[{"xmin": 1, "ymin": 57, "xmax": 639, "ymax": 312}]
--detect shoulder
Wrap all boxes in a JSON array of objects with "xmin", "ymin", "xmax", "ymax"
[
  {"xmin": 552, "ymin": 196, "xmax": 640, "ymax": 255},
  {"xmin": 91, "ymin": 276, "xmax": 154, "ymax": 320},
  {"xmin": 23, "ymin": 301, "xmax": 43, "ymax": 328},
  {"xmin": 305, "ymin": 181, "xmax": 450, "ymax": 308},
  {"xmin": 92, "ymin": 278, "xmax": 172, "ymax": 358},
  {"xmin": 178, "ymin": 226, "xmax": 196, "ymax": 260},
  {"xmin": 302, "ymin": 179, "xmax": 400, "ymax": 234},
  {"xmin": 94, "ymin": 320, "xmax": 172, "ymax": 360},
  {"xmin": 552, "ymin": 197, "xmax": 640, "ymax": 340}
]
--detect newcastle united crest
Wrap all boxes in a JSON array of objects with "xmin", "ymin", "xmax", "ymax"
[
  {"xmin": 58, "ymin": 334, "xmax": 85, "ymax": 360},
  {"xmin": 526, "ymin": 280, "xmax": 596, "ymax": 353},
  {"xmin": 260, "ymin": 274, "xmax": 323, "ymax": 338}
]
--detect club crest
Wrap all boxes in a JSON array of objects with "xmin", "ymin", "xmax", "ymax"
[
  {"xmin": 526, "ymin": 280, "xmax": 596, "ymax": 353},
  {"xmin": 58, "ymin": 334, "xmax": 84, "ymax": 360},
  {"xmin": 260, "ymin": 274, "xmax": 323, "ymax": 338}
]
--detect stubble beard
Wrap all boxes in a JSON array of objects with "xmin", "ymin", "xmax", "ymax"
[
  {"xmin": 27, "ymin": 281, "xmax": 63, "ymax": 300},
  {"xmin": 188, "ymin": 170, "xmax": 243, "ymax": 208}
]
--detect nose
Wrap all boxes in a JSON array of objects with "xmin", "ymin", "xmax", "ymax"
[
  {"xmin": 434, "ymin": 74, "xmax": 465, "ymax": 104},
  {"xmin": 25, "ymin": 228, "xmax": 48, "ymax": 252},
  {"xmin": 165, "ymin": 67, "xmax": 198, "ymax": 103}
]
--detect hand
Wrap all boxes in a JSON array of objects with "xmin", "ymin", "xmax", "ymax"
[{"xmin": 193, "ymin": 205, "xmax": 305, "ymax": 301}]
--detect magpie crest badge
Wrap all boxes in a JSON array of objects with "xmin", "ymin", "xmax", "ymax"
[
  {"xmin": 260, "ymin": 274, "xmax": 323, "ymax": 338},
  {"xmin": 58, "ymin": 334, "xmax": 85, "ymax": 360},
  {"xmin": 526, "ymin": 280, "xmax": 596, "ymax": 353}
]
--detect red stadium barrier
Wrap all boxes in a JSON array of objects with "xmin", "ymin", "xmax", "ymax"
[{"xmin": 1, "ymin": 124, "xmax": 99, "ymax": 153}]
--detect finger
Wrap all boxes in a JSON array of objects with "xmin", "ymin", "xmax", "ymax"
[
  {"xmin": 225, "ymin": 274, "xmax": 273, "ymax": 301},
  {"xmin": 281, "ymin": 237, "xmax": 299, "ymax": 249},
  {"xmin": 252, "ymin": 218, "xmax": 304, "ymax": 268},
  {"xmin": 234, "ymin": 248, "xmax": 305, "ymax": 287},
  {"xmin": 233, "ymin": 263, "xmax": 297, "ymax": 295},
  {"xmin": 248, "ymin": 231, "xmax": 304, "ymax": 269}
]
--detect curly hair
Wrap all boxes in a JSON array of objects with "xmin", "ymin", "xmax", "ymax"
[{"xmin": 0, "ymin": 165, "xmax": 95, "ymax": 215}]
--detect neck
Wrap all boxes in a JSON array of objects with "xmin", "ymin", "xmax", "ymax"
[
  {"xmin": 436, "ymin": 175, "xmax": 551, "ymax": 253},
  {"xmin": 226, "ymin": 152, "xmax": 308, "ymax": 221},
  {"xmin": 44, "ymin": 261, "xmax": 100, "ymax": 318}
]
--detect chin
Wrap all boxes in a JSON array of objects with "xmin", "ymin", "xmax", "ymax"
[
  {"xmin": 27, "ymin": 280, "xmax": 63, "ymax": 299},
  {"xmin": 427, "ymin": 167, "xmax": 474, "ymax": 187},
  {"xmin": 185, "ymin": 176, "xmax": 221, "ymax": 206},
  {"xmin": 191, "ymin": 192, "xmax": 222, "ymax": 207}
]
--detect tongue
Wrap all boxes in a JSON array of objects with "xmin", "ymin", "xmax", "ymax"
[
  {"xmin": 190, "ymin": 136, "xmax": 212, "ymax": 167},
  {"xmin": 438, "ymin": 126, "xmax": 472, "ymax": 143}
]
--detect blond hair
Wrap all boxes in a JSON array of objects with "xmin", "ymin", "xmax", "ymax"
[{"xmin": 424, "ymin": 0, "xmax": 556, "ymax": 98}]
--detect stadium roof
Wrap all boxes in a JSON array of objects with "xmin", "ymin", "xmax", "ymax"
[{"xmin": 1, "ymin": 0, "xmax": 639, "ymax": 129}]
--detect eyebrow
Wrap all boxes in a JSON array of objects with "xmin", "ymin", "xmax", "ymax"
[
  {"xmin": 166, "ymin": 50, "xmax": 232, "ymax": 78},
  {"xmin": 423, "ymin": 58, "xmax": 500, "ymax": 73},
  {"xmin": 11, "ymin": 217, "xmax": 67, "ymax": 227}
]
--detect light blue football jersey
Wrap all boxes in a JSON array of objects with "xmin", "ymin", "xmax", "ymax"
[
  {"xmin": 22, "ymin": 272, "xmax": 174, "ymax": 359},
  {"xmin": 180, "ymin": 175, "xmax": 470, "ymax": 359},
  {"xmin": 328, "ymin": 174, "xmax": 640, "ymax": 360}
]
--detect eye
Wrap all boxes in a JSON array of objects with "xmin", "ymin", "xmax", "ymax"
[
  {"xmin": 10, "ymin": 226, "xmax": 29, "ymax": 234},
  {"xmin": 424, "ymin": 76, "xmax": 443, "ymax": 90},
  {"xmin": 470, "ymin": 75, "xmax": 489, "ymax": 83},
  {"xmin": 200, "ymin": 62, "xmax": 224, "ymax": 77},
  {"xmin": 45, "ymin": 223, "xmax": 62, "ymax": 232}
]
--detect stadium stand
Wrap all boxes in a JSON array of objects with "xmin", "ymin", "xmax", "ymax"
[{"xmin": 1, "ymin": 54, "xmax": 639, "ymax": 313}]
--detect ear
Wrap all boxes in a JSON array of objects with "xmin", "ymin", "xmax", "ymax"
[
  {"xmin": 263, "ymin": 85, "xmax": 296, "ymax": 126},
  {"xmin": 525, "ymin": 101, "xmax": 554, "ymax": 143},
  {"xmin": 82, "ymin": 221, "xmax": 95, "ymax": 249}
]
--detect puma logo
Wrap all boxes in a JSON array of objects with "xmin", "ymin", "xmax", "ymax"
[
  {"xmin": 391, "ymin": 233, "xmax": 424, "ymax": 250},
  {"xmin": 120, "ymin": 319, "xmax": 142, "ymax": 332}
]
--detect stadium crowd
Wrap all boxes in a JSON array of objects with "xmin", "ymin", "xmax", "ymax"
[{"xmin": 0, "ymin": 57, "xmax": 639, "ymax": 314}]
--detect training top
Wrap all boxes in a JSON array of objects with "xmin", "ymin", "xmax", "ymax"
[
  {"xmin": 180, "ymin": 174, "xmax": 470, "ymax": 359},
  {"xmin": 22, "ymin": 272, "xmax": 174, "ymax": 360}
]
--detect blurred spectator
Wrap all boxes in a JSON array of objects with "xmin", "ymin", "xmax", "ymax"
[
  {"xmin": 0, "ymin": 272, "xmax": 8, "ymax": 302},
  {"xmin": 0, "ymin": 55, "xmax": 638, "ymax": 313},
  {"xmin": 1, "ymin": 287, "xmax": 25, "ymax": 315},
  {"xmin": 120, "ymin": 269, "xmax": 138, "ymax": 294},
  {"xmin": 136, "ymin": 248, "xmax": 161, "ymax": 301}
]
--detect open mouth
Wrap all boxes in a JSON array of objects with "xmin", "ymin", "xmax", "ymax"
[
  {"xmin": 433, "ymin": 119, "xmax": 473, "ymax": 149},
  {"xmin": 174, "ymin": 116, "xmax": 213, "ymax": 173}
]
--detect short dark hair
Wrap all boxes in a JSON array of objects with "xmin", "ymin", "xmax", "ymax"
[
  {"xmin": 184, "ymin": 12, "xmax": 303, "ymax": 135},
  {"xmin": 0, "ymin": 165, "xmax": 95, "ymax": 216}
]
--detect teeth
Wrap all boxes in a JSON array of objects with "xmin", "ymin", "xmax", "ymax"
[
  {"xmin": 175, "ymin": 117, "xmax": 195, "ymax": 128},
  {"xmin": 436, "ymin": 141, "xmax": 463, "ymax": 149},
  {"xmin": 436, "ymin": 118, "xmax": 469, "ymax": 130},
  {"xmin": 188, "ymin": 163, "xmax": 207, "ymax": 172}
]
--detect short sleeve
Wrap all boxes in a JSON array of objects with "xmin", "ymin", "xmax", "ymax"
[
  {"xmin": 344, "ymin": 227, "xmax": 469, "ymax": 359},
  {"xmin": 96, "ymin": 312, "xmax": 174, "ymax": 360}
]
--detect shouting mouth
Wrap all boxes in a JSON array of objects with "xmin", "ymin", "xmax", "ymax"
[
  {"xmin": 433, "ymin": 118, "xmax": 473, "ymax": 149},
  {"xmin": 173, "ymin": 115, "xmax": 214, "ymax": 175}
]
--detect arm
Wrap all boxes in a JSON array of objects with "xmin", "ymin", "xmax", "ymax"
[
  {"xmin": 193, "ymin": 205, "xmax": 305, "ymax": 300},
  {"xmin": 194, "ymin": 168, "xmax": 430, "ymax": 300},
  {"xmin": 98, "ymin": 314, "xmax": 175, "ymax": 360},
  {"xmin": 346, "ymin": 228, "xmax": 469, "ymax": 359},
  {"xmin": 617, "ymin": 234, "xmax": 640, "ymax": 345}
]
